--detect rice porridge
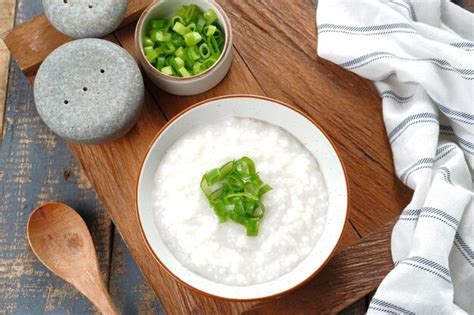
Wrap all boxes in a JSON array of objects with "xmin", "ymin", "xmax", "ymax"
[{"xmin": 152, "ymin": 118, "xmax": 328, "ymax": 286}]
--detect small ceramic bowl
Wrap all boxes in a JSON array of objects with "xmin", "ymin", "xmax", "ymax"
[
  {"xmin": 135, "ymin": 0, "xmax": 233, "ymax": 96},
  {"xmin": 136, "ymin": 95, "xmax": 349, "ymax": 301}
]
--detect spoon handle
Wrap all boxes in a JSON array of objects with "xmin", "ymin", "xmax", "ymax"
[
  {"xmin": 70, "ymin": 270, "xmax": 119, "ymax": 315},
  {"xmin": 88, "ymin": 282, "xmax": 118, "ymax": 315}
]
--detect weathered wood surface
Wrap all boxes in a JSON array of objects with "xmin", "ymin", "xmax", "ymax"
[
  {"xmin": 0, "ymin": 1, "xmax": 162, "ymax": 314},
  {"xmin": 109, "ymin": 229, "xmax": 163, "ymax": 315},
  {"xmin": 0, "ymin": 0, "xmax": 16, "ymax": 141},
  {"xmin": 2, "ymin": 0, "xmax": 422, "ymax": 313}
]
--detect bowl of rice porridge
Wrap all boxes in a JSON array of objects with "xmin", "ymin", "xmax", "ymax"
[{"xmin": 136, "ymin": 95, "xmax": 349, "ymax": 300}]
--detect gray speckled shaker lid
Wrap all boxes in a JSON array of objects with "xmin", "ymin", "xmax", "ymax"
[
  {"xmin": 34, "ymin": 38, "xmax": 144, "ymax": 144},
  {"xmin": 42, "ymin": 0, "xmax": 128, "ymax": 38}
]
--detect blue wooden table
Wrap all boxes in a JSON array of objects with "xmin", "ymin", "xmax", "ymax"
[
  {"xmin": 4, "ymin": 1, "xmax": 470, "ymax": 314},
  {"xmin": 0, "ymin": 1, "xmax": 163, "ymax": 313}
]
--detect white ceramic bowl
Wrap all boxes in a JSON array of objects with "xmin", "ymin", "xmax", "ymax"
[
  {"xmin": 136, "ymin": 95, "xmax": 349, "ymax": 300},
  {"xmin": 135, "ymin": 0, "xmax": 233, "ymax": 96}
]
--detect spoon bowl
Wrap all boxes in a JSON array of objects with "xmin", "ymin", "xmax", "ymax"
[{"xmin": 27, "ymin": 202, "xmax": 118, "ymax": 314}]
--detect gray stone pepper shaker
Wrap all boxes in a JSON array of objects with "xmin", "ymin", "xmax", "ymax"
[{"xmin": 34, "ymin": 38, "xmax": 144, "ymax": 144}]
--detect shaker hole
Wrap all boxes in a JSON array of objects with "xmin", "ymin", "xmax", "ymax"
[
  {"xmin": 64, "ymin": 100, "xmax": 69, "ymax": 104},
  {"xmin": 83, "ymin": 87, "xmax": 88, "ymax": 91},
  {"xmin": 63, "ymin": 0, "xmax": 68, "ymax": 3},
  {"xmin": 88, "ymin": 5, "xmax": 93, "ymax": 8},
  {"xmin": 100, "ymin": 69, "xmax": 105, "ymax": 73}
]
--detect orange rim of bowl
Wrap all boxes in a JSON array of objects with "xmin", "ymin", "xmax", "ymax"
[
  {"xmin": 134, "ymin": 0, "xmax": 233, "ymax": 81},
  {"xmin": 134, "ymin": 94, "xmax": 351, "ymax": 302}
]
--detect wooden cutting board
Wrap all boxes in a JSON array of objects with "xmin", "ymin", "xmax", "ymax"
[{"xmin": 3, "ymin": 0, "xmax": 413, "ymax": 313}]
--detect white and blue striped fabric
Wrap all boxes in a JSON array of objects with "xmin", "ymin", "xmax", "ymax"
[{"xmin": 316, "ymin": 1, "xmax": 473, "ymax": 314}]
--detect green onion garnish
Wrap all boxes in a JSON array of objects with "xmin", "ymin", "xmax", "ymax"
[
  {"xmin": 142, "ymin": 4, "xmax": 225, "ymax": 77},
  {"xmin": 200, "ymin": 157, "xmax": 272, "ymax": 236}
]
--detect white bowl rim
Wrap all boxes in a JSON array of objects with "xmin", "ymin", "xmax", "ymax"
[{"xmin": 135, "ymin": 94, "xmax": 350, "ymax": 301}]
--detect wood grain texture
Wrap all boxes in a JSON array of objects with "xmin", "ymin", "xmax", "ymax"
[
  {"xmin": 246, "ymin": 220, "xmax": 395, "ymax": 315},
  {"xmin": 1, "ymin": 1, "xmax": 162, "ymax": 314},
  {"xmin": 339, "ymin": 299, "xmax": 369, "ymax": 315},
  {"xmin": 1, "ymin": 0, "xmax": 411, "ymax": 313},
  {"xmin": 0, "ymin": 0, "xmax": 16, "ymax": 141}
]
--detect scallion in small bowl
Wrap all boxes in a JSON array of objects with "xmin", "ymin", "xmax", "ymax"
[{"xmin": 142, "ymin": 4, "xmax": 225, "ymax": 78}]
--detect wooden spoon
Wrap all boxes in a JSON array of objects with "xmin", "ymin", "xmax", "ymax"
[{"xmin": 27, "ymin": 202, "xmax": 118, "ymax": 315}]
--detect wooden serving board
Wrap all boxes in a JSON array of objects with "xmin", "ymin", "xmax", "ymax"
[{"xmin": 4, "ymin": 0, "xmax": 413, "ymax": 313}]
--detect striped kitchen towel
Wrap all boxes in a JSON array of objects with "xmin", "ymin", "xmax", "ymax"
[{"xmin": 316, "ymin": 0, "xmax": 473, "ymax": 314}]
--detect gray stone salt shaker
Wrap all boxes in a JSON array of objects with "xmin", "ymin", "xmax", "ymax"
[
  {"xmin": 42, "ymin": 0, "xmax": 128, "ymax": 38},
  {"xmin": 34, "ymin": 38, "xmax": 144, "ymax": 144}
]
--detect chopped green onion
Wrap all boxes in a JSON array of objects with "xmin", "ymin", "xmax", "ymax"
[
  {"xmin": 178, "ymin": 67, "xmax": 191, "ymax": 77},
  {"xmin": 154, "ymin": 31, "xmax": 171, "ymax": 42},
  {"xmin": 193, "ymin": 62, "xmax": 204, "ymax": 74},
  {"xmin": 184, "ymin": 4, "xmax": 199, "ymax": 23},
  {"xmin": 172, "ymin": 22, "xmax": 189, "ymax": 35},
  {"xmin": 150, "ymin": 19, "xmax": 168, "ymax": 30},
  {"xmin": 203, "ymin": 9, "xmax": 218, "ymax": 24},
  {"xmin": 209, "ymin": 53, "xmax": 219, "ymax": 63},
  {"xmin": 202, "ymin": 58, "xmax": 214, "ymax": 69},
  {"xmin": 207, "ymin": 35, "xmax": 220, "ymax": 54},
  {"xmin": 200, "ymin": 157, "xmax": 272, "ymax": 236},
  {"xmin": 184, "ymin": 31, "xmax": 202, "ymax": 46},
  {"xmin": 205, "ymin": 25, "xmax": 217, "ymax": 37},
  {"xmin": 175, "ymin": 46, "xmax": 185, "ymax": 60},
  {"xmin": 143, "ymin": 46, "xmax": 154, "ymax": 55},
  {"xmin": 175, "ymin": 5, "xmax": 187, "ymax": 20},
  {"xmin": 196, "ymin": 17, "xmax": 206, "ymax": 32},
  {"xmin": 145, "ymin": 49, "xmax": 158, "ymax": 63},
  {"xmin": 160, "ymin": 66, "xmax": 173, "ymax": 75},
  {"xmin": 245, "ymin": 219, "xmax": 260, "ymax": 237},
  {"xmin": 158, "ymin": 46, "xmax": 168, "ymax": 56},
  {"xmin": 170, "ymin": 33, "xmax": 184, "ymax": 47},
  {"xmin": 143, "ymin": 36, "xmax": 154, "ymax": 47},
  {"xmin": 188, "ymin": 46, "xmax": 200, "ymax": 60},
  {"xmin": 171, "ymin": 15, "xmax": 184, "ymax": 26},
  {"xmin": 142, "ymin": 4, "xmax": 224, "ymax": 77},
  {"xmin": 258, "ymin": 184, "xmax": 272, "ymax": 197},
  {"xmin": 174, "ymin": 56, "xmax": 185, "ymax": 68},
  {"xmin": 162, "ymin": 42, "xmax": 175, "ymax": 54},
  {"xmin": 199, "ymin": 43, "xmax": 210, "ymax": 58},
  {"xmin": 156, "ymin": 57, "xmax": 166, "ymax": 69},
  {"xmin": 226, "ymin": 192, "xmax": 259, "ymax": 201}
]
